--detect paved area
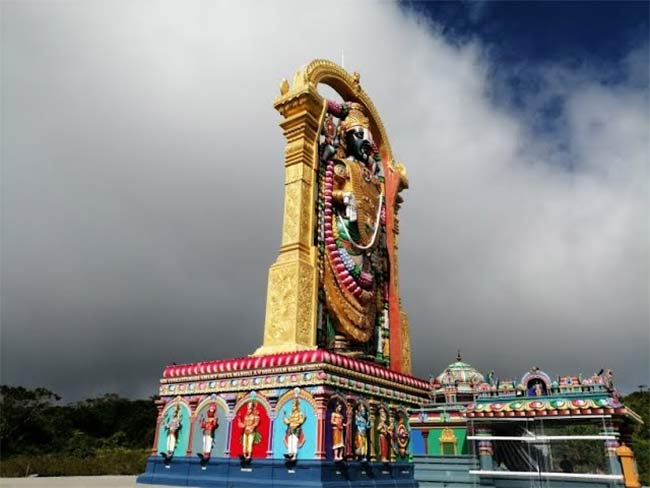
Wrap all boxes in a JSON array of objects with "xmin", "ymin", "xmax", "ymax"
[{"xmin": 0, "ymin": 477, "xmax": 145, "ymax": 488}]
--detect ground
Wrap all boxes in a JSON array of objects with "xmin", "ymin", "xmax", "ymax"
[{"xmin": 0, "ymin": 477, "xmax": 143, "ymax": 488}]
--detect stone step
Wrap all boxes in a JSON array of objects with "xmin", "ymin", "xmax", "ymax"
[{"xmin": 413, "ymin": 455, "xmax": 478, "ymax": 487}]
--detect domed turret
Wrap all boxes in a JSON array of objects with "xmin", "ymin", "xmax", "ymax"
[{"xmin": 431, "ymin": 351, "xmax": 484, "ymax": 403}]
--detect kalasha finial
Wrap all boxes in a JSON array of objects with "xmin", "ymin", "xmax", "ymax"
[
  {"xmin": 280, "ymin": 78, "xmax": 289, "ymax": 95},
  {"xmin": 456, "ymin": 350, "xmax": 462, "ymax": 362}
]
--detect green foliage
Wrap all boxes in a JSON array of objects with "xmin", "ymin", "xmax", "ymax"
[
  {"xmin": 0, "ymin": 385, "xmax": 157, "ymax": 477},
  {"xmin": 622, "ymin": 391, "xmax": 649, "ymax": 486}
]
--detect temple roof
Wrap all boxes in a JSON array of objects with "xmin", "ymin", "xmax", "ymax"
[{"xmin": 434, "ymin": 351, "xmax": 485, "ymax": 390}]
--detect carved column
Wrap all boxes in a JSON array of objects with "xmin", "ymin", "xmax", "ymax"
[
  {"xmin": 345, "ymin": 400, "xmax": 354, "ymax": 461},
  {"xmin": 186, "ymin": 398, "xmax": 199, "ymax": 456},
  {"xmin": 369, "ymin": 403, "xmax": 377, "ymax": 461},
  {"xmin": 476, "ymin": 428, "xmax": 494, "ymax": 471},
  {"xmin": 267, "ymin": 410, "xmax": 276, "ymax": 458},
  {"xmin": 254, "ymin": 84, "xmax": 324, "ymax": 356},
  {"xmin": 224, "ymin": 398, "xmax": 236, "ymax": 457},
  {"xmin": 603, "ymin": 421, "xmax": 622, "ymax": 475},
  {"xmin": 151, "ymin": 400, "xmax": 165, "ymax": 456},
  {"xmin": 315, "ymin": 396, "xmax": 327, "ymax": 460}
]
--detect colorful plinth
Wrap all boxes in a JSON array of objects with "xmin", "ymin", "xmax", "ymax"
[{"xmin": 137, "ymin": 350, "xmax": 429, "ymax": 487}]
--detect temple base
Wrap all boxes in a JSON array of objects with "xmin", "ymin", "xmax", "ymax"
[{"xmin": 137, "ymin": 457, "xmax": 418, "ymax": 488}]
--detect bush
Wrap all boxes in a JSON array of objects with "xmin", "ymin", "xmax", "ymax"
[{"xmin": 0, "ymin": 449, "xmax": 150, "ymax": 477}]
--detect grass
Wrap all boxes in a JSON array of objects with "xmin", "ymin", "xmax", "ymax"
[{"xmin": 0, "ymin": 448, "xmax": 150, "ymax": 477}]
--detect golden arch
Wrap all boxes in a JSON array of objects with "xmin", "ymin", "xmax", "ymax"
[{"xmin": 290, "ymin": 59, "xmax": 396, "ymax": 170}]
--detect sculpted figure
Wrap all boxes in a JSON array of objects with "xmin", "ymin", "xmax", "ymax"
[
  {"xmin": 238, "ymin": 401, "xmax": 261, "ymax": 461},
  {"xmin": 377, "ymin": 407, "xmax": 393, "ymax": 463},
  {"xmin": 161, "ymin": 403, "xmax": 182, "ymax": 458},
  {"xmin": 331, "ymin": 402, "xmax": 346, "ymax": 461},
  {"xmin": 199, "ymin": 403, "xmax": 218, "ymax": 460},
  {"xmin": 320, "ymin": 102, "xmax": 390, "ymax": 351},
  {"xmin": 354, "ymin": 404, "xmax": 370, "ymax": 461},
  {"xmin": 283, "ymin": 398, "xmax": 306, "ymax": 460}
]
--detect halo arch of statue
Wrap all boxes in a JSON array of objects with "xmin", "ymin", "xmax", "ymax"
[
  {"xmin": 290, "ymin": 59, "xmax": 397, "ymax": 171},
  {"xmin": 276, "ymin": 387, "xmax": 318, "ymax": 412},
  {"xmin": 232, "ymin": 391, "xmax": 273, "ymax": 416},
  {"xmin": 194, "ymin": 394, "xmax": 229, "ymax": 417}
]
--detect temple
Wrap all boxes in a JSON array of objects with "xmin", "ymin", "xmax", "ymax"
[
  {"xmin": 411, "ymin": 356, "xmax": 643, "ymax": 488},
  {"xmin": 136, "ymin": 60, "xmax": 643, "ymax": 488}
]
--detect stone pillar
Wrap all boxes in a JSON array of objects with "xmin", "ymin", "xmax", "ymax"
[
  {"xmin": 476, "ymin": 428, "xmax": 494, "ymax": 471},
  {"xmin": 267, "ymin": 410, "xmax": 276, "ymax": 458},
  {"xmin": 186, "ymin": 398, "xmax": 199, "ymax": 456},
  {"xmin": 369, "ymin": 404, "xmax": 377, "ymax": 461},
  {"xmin": 224, "ymin": 398, "xmax": 236, "ymax": 457},
  {"xmin": 315, "ymin": 397, "xmax": 327, "ymax": 460},
  {"xmin": 151, "ymin": 401, "xmax": 165, "ymax": 456},
  {"xmin": 603, "ymin": 422, "xmax": 622, "ymax": 475},
  {"xmin": 253, "ymin": 83, "xmax": 324, "ymax": 356},
  {"xmin": 345, "ymin": 400, "xmax": 354, "ymax": 461}
]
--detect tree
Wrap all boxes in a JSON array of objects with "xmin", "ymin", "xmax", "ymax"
[{"xmin": 0, "ymin": 386, "xmax": 62, "ymax": 457}]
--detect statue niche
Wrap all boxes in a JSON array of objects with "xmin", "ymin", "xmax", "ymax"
[{"xmin": 318, "ymin": 100, "xmax": 390, "ymax": 361}]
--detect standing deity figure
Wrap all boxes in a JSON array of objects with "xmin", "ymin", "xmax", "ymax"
[
  {"xmin": 320, "ymin": 102, "xmax": 390, "ymax": 351},
  {"xmin": 199, "ymin": 403, "xmax": 218, "ymax": 459},
  {"xmin": 162, "ymin": 403, "xmax": 182, "ymax": 458},
  {"xmin": 395, "ymin": 415, "xmax": 410, "ymax": 458},
  {"xmin": 354, "ymin": 404, "xmax": 370, "ymax": 461},
  {"xmin": 331, "ymin": 402, "xmax": 346, "ymax": 461},
  {"xmin": 377, "ymin": 407, "xmax": 393, "ymax": 463},
  {"xmin": 283, "ymin": 398, "xmax": 306, "ymax": 460},
  {"xmin": 238, "ymin": 401, "xmax": 261, "ymax": 461}
]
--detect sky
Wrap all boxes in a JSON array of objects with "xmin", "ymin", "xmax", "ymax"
[{"xmin": 1, "ymin": 1, "xmax": 648, "ymax": 401}]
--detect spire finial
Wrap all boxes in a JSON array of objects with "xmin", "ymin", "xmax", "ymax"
[{"xmin": 456, "ymin": 349, "xmax": 462, "ymax": 362}]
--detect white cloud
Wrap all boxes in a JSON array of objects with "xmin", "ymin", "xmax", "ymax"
[{"xmin": 2, "ymin": 1, "xmax": 647, "ymax": 399}]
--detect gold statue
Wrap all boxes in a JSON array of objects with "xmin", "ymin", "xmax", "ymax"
[{"xmin": 257, "ymin": 60, "xmax": 412, "ymax": 373}]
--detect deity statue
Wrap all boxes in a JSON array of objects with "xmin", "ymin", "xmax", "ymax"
[
  {"xmin": 353, "ymin": 404, "xmax": 370, "ymax": 461},
  {"xmin": 394, "ymin": 414, "xmax": 410, "ymax": 458},
  {"xmin": 283, "ymin": 398, "xmax": 306, "ymax": 460},
  {"xmin": 238, "ymin": 401, "xmax": 261, "ymax": 461},
  {"xmin": 376, "ymin": 407, "xmax": 393, "ymax": 463},
  {"xmin": 161, "ymin": 403, "xmax": 182, "ymax": 459},
  {"xmin": 198, "ymin": 403, "xmax": 218, "ymax": 460},
  {"xmin": 318, "ymin": 101, "xmax": 390, "ymax": 357},
  {"xmin": 331, "ymin": 401, "xmax": 346, "ymax": 461}
]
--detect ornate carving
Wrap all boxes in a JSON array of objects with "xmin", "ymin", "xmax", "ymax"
[
  {"xmin": 282, "ymin": 183, "xmax": 301, "ymax": 246},
  {"xmin": 400, "ymin": 311, "xmax": 412, "ymax": 375}
]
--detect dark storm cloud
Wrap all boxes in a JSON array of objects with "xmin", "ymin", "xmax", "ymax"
[{"xmin": 1, "ymin": 1, "xmax": 648, "ymax": 401}]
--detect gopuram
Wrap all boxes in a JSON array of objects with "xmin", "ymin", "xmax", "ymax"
[{"xmin": 137, "ymin": 59, "xmax": 431, "ymax": 488}]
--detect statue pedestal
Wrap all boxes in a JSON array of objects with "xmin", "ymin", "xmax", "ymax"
[
  {"xmin": 137, "ymin": 350, "xmax": 428, "ymax": 488},
  {"xmin": 138, "ymin": 458, "xmax": 418, "ymax": 488}
]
